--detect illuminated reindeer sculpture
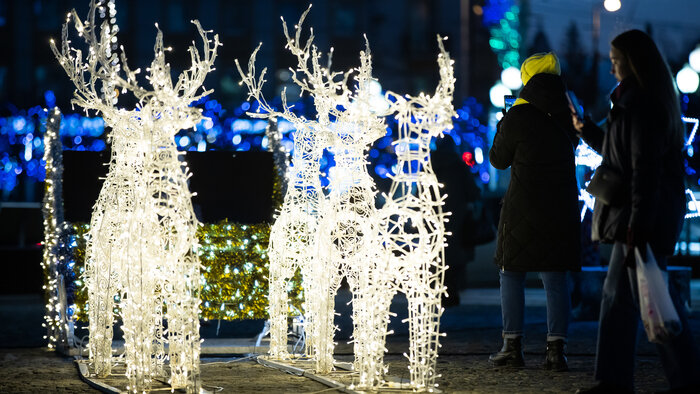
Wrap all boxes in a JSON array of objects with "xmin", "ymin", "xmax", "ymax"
[
  {"xmin": 372, "ymin": 37, "xmax": 457, "ymax": 391},
  {"xmin": 236, "ymin": 9, "xmax": 331, "ymax": 364},
  {"xmin": 51, "ymin": 2, "xmax": 219, "ymax": 392},
  {"xmin": 237, "ymin": 7, "xmax": 386, "ymax": 374},
  {"xmin": 319, "ymin": 42, "xmax": 388, "ymax": 379}
]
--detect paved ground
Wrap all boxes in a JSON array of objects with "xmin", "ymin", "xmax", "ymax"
[{"xmin": 2, "ymin": 287, "xmax": 699, "ymax": 393}]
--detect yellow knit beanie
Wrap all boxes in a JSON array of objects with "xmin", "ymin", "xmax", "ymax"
[{"xmin": 520, "ymin": 52, "xmax": 561, "ymax": 86}]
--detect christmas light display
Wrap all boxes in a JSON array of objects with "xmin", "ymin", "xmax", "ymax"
[
  {"xmin": 577, "ymin": 116, "xmax": 700, "ymax": 221},
  {"xmin": 197, "ymin": 221, "xmax": 304, "ymax": 321},
  {"xmin": 41, "ymin": 107, "xmax": 74, "ymax": 350},
  {"xmin": 482, "ymin": 0, "xmax": 521, "ymax": 70},
  {"xmin": 266, "ymin": 118, "xmax": 289, "ymax": 209},
  {"xmin": 237, "ymin": 7, "xmax": 393, "ymax": 376},
  {"xmin": 238, "ymin": 7, "xmax": 456, "ymax": 388},
  {"xmin": 316, "ymin": 38, "xmax": 387, "ymax": 378},
  {"xmin": 50, "ymin": 1, "xmax": 219, "ymax": 391},
  {"xmin": 236, "ymin": 6, "xmax": 333, "ymax": 365},
  {"xmin": 368, "ymin": 36, "xmax": 455, "ymax": 391}
]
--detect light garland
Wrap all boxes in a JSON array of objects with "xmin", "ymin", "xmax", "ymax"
[
  {"xmin": 50, "ymin": 1, "xmax": 220, "ymax": 392},
  {"xmin": 266, "ymin": 118, "xmax": 289, "ymax": 209},
  {"xmin": 577, "ymin": 116, "xmax": 698, "ymax": 221},
  {"xmin": 49, "ymin": 222, "xmax": 292, "ymax": 322},
  {"xmin": 1, "ymin": 97, "xmax": 493, "ymax": 197},
  {"xmin": 41, "ymin": 107, "xmax": 72, "ymax": 350},
  {"xmin": 198, "ymin": 221, "xmax": 304, "ymax": 321}
]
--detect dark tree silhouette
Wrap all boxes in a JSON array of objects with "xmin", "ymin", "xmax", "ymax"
[
  {"xmin": 528, "ymin": 25, "xmax": 552, "ymax": 56},
  {"xmin": 561, "ymin": 22, "xmax": 587, "ymax": 98}
]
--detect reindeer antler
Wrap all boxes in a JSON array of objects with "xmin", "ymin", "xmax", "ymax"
[
  {"xmin": 52, "ymin": 1, "xmax": 219, "ymax": 121},
  {"xmin": 236, "ymin": 5, "xmax": 357, "ymax": 126}
]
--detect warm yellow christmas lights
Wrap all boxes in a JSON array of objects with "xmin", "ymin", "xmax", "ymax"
[{"xmin": 50, "ymin": 0, "xmax": 219, "ymax": 391}]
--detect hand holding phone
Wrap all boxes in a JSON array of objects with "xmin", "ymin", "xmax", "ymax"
[{"xmin": 566, "ymin": 90, "xmax": 584, "ymax": 120}]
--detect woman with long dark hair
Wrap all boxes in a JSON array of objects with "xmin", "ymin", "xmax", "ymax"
[{"xmin": 575, "ymin": 29, "xmax": 700, "ymax": 393}]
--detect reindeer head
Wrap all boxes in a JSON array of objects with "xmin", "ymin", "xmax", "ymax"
[{"xmin": 50, "ymin": 1, "xmax": 220, "ymax": 139}]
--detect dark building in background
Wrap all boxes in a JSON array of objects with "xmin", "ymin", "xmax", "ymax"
[{"xmin": 0, "ymin": 0, "xmax": 501, "ymax": 113}]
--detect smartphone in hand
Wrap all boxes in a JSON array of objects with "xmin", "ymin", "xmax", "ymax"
[
  {"xmin": 504, "ymin": 95, "xmax": 516, "ymax": 112},
  {"xmin": 566, "ymin": 90, "xmax": 584, "ymax": 120}
]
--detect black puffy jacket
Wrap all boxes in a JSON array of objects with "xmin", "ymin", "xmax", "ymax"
[
  {"xmin": 580, "ymin": 78, "xmax": 685, "ymax": 256},
  {"xmin": 490, "ymin": 73, "xmax": 581, "ymax": 272}
]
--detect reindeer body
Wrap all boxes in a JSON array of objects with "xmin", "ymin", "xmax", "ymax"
[
  {"xmin": 51, "ymin": 5, "xmax": 218, "ymax": 392},
  {"xmin": 267, "ymin": 123, "xmax": 326, "ymax": 359},
  {"xmin": 370, "ymin": 39, "xmax": 456, "ymax": 391}
]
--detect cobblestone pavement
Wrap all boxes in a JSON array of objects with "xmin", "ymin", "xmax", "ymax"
[{"xmin": 1, "ymin": 296, "xmax": 698, "ymax": 393}]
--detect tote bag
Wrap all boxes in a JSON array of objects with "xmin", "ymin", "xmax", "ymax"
[{"xmin": 635, "ymin": 245, "xmax": 682, "ymax": 344}]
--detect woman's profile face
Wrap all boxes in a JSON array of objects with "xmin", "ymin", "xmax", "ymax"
[{"xmin": 609, "ymin": 46, "xmax": 631, "ymax": 82}]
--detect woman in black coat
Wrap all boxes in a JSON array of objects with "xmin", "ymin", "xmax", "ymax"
[
  {"xmin": 488, "ymin": 52, "xmax": 581, "ymax": 371},
  {"xmin": 576, "ymin": 30, "xmax": 700, "ymax": 394}
]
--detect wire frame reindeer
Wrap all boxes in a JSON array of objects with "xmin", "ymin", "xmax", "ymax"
[
  {"xmin": 50, "ymin": 2, "xmax": 219, "ymax": 392},
  {"xmin": 372, "ymin": 36, "xmax": 457, "ymax": 391},
  {"xmin": 236, "ymin": 6, "xmax": 337, "ymax": 367},
  {"xmin": 237, "ymin": 6, "xmax": 388, "ymax": 374},
  {"xmin": 320, "ymin": 42, "xmax": 389, "ymax": 379}
]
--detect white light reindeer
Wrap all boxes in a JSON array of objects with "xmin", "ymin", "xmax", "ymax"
[
  {"xmin": 320, "ymin": 43, "xmax": 388, "ymax": 379},
  {"xmin": 235, "ymin": 8, "xmax": 332, "ymax": 364},
  {"xmin": 237, "ymin": 7, "xmax": 386, "ymax": 375},
  {"xmin": 51, "ymin": 2, "xmax": 219, "ymax": 392},
  {"xmin": 373, "ymin": 37, "xmax": 456, "ymax": 391}
]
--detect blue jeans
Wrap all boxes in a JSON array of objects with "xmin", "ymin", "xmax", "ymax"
[
  {"xmin": 500, "ymin": 270, "xmax": 570, "ymax": 341},
  {"xmin": 595, "ymin": 243, "xmax": 700, "ymax": 390}
]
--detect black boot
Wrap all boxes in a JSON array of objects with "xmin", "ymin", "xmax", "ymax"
[
  {"xmin": 489, "ymin": 336, "xmax": 524, "ymax": 367},
  {"xmin": 544, "ymin": 339, "xmax": 568, "ymax": 372}
]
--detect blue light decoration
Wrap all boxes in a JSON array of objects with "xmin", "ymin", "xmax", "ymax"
[
  {"xmin": 577, "ymin": 116, "xmax": 700, "ymax": 222},
  {"xmin": 482, "ymin": 0, "xmax": 521, "ymax": 69},
  {"xmin": 1, "ymin": 93, "xmax": 495, "ymax": 195},
  {"xmin": 682, "ymin": 116, "xmax": 700, "ymax": 219}
]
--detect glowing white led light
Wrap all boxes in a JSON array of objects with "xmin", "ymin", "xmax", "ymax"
[
  {"xmin": 236, "ymin": 6, "xmax": 331, "ymax": 367},
  {"xmin": 51, "ymin": 1, "xmax": 219, "ymax": 392},
  {"xmin": 603, "ymin": 0, "xmax": 622, "ymax": 12},
  {"xmin": 489, "ymin": 82, "xmax": 512, "ymax": 108},
  {"xmin": 684, "ymin": 117, "xmax": 699, "ymax": 147},
  {"xmin": 41, "ymin": 108, "xmax": 72, "ymax": 351},
  {"xmin": 677, "ymin": 65, "xmax": 699, "ymax": 94},
  {"xmin": 690, "ymin": 46, "xmax": 700, "ymax": 73},
  {"xmin": 501, "ymin": 66, "xmax": 522, "ymax": 90}
]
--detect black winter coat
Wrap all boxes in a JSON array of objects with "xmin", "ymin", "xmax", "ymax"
[
  {"xmin": 580, "ymin": 79, "xmax": 685, "ymax": 256},
  {"xmin": 490, "ymin": 73, "xmax": 581, "ymax": 272}
]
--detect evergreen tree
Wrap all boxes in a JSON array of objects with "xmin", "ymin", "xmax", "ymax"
[
  {"xmin": 528, "ymin": 25, "xmax": 551, "ymax": 56},
  {"xmin": 561, "ymin": 22, "xmax": 587, "ymax": 96}
]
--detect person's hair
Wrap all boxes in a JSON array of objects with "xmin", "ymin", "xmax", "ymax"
[{"xmin": 611, "ymin": 29, "xmax": 684, "ymax": 150}]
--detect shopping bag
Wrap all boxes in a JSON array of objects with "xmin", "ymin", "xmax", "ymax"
[{"xmin": 635, "ymin": 244, "xmax": 682, "ymax": 344}]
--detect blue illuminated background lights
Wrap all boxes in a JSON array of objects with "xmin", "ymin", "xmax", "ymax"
[{"xmin": 2, "ymin": 94, "xmax": 493, "ymax": 194}]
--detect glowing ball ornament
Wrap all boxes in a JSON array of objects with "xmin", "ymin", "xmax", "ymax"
[
  {"xmin": 677, "ymin": 65, "xmax": 700, "ymax": 94},
  {"xmin": 501, "ymin": 66, "xmax": 522, "ymax": 90}
]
